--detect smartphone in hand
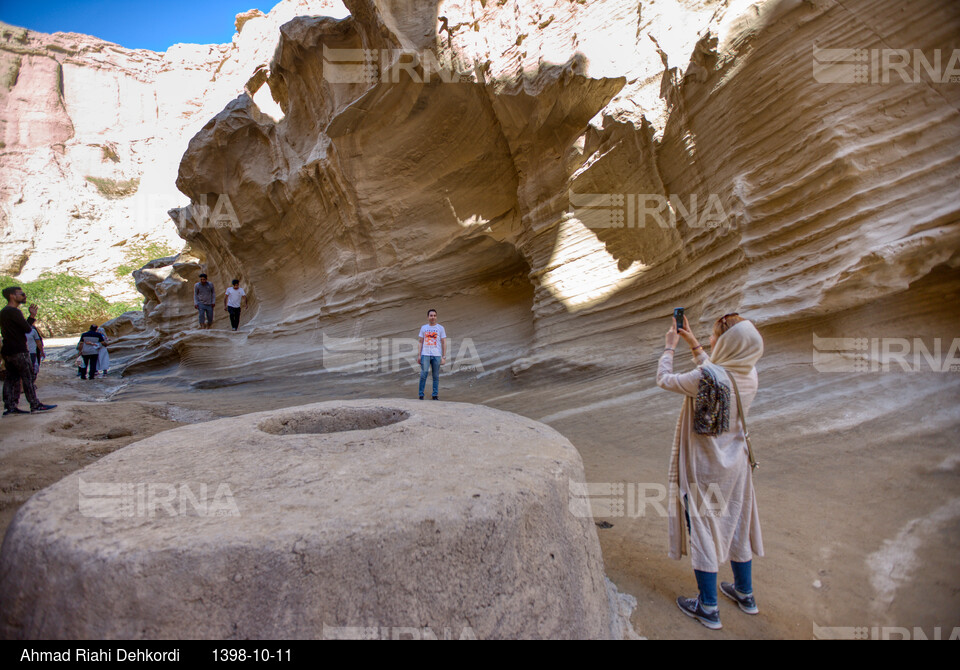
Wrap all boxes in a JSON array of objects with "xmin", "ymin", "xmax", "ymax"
[{"xmin": 673, "ymin": 307, "xmax": 685, "ymax": 331}]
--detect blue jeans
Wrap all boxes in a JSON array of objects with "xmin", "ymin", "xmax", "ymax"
[
  {"xmin": 694, "ymin": 570, "xmax": 718, "ymax": 607},
  {"xmin": 695, "ymin": 562, "xmax": 753, "ymax": 606},
  {"xmin": 731, "ymin": 560, "xmax": 753, "ymax": 595},
  {"xmin": 419, "ymin": 355, "xmax": 441, "ymax": 397},
  {"xmin": 685, "ymin": 495, "xmax": 753, "ymax": 603},
  {"xmin": 198, "ymin": 304, "xmax": 214, "ymax": 325}
]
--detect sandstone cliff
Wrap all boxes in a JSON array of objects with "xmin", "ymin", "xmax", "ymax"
[
  {"xmin": 0, "ymin": 1, "xmax": 350, "ymax": 301},
  {"xmin": 1, "ymin": 0, "xmax": 959, "ymax": 638},
  {"xmin": 129, "ymin": 0, "xmax": 959, "ymax": 380}
]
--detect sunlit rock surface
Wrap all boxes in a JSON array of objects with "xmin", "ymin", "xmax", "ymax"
[{"xmin": 143, "ymin": 0, "xmax": 959, "ymax": 379}]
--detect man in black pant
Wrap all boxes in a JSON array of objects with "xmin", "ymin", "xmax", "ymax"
[
  {"xmin": 223, "ymin": 279, "xmax": 248, "ymax": 331},
  {"xmin": 1, "ymin": 286, "xmax": 56, "ymax": 415}
]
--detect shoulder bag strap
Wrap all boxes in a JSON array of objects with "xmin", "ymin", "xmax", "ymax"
[{"xmin": 726, "ymin": 373, "xmax": 758, "ymax": 471}]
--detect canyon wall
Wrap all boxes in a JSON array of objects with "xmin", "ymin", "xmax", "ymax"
[{"xmin": 133, "ymin": 0, "xmax": 959, "ymax": 380}]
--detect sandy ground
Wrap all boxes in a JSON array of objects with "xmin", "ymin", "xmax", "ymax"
[{"xmin": 2, "ymin": 274, "xmax": 959, "ymax": 639}]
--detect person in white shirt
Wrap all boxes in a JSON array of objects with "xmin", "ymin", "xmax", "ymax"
[
  {"xmin": 417, "ymin": 309, "xmax": 447, "ymax": 400},
  {"xmin": 224, "ymin": 279, "xmax": 248, "ymax": 331},
  {"xmin": 96, "ymin": 325, "xmax": 110, "ymax": 375},
  {"xmin": 25, "ymin": 325, "xmax": 44, "ymax": 381}
]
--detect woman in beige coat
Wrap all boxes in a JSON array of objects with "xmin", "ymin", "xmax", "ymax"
[{"xmin": 656, "ymin": 313, "xmax": 764, "ymax": 630}]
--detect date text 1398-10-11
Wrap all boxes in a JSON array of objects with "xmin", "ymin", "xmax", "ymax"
[{"xmin": 213, "ymin": 649, "xmax": 291, "ymax": 662}]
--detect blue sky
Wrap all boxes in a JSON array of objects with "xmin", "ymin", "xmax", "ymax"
[{"xmin": 0, "ymin": 0, "xmax": 273, "ymax": 52}]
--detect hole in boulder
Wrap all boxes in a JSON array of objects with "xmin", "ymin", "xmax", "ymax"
[{"xmin": 257, "ymin": 407, "xmax": 410, "ymax": 435}]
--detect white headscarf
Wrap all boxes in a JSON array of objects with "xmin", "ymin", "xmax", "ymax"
[{"xmin": 710, "ymin": 319, "xmax": 764, "ymax": 375}]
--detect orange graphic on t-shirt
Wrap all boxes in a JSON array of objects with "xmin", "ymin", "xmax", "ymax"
[{"xmin": 424, "ymin": 331, "xmax": 439, "ymax": 346}]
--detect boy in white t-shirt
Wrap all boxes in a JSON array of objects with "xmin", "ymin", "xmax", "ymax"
[
  {"xmin": 417, "ymin": 309, "xmax": 447, "ymax": 400},
  {"xmin": 224, "ymin": 279, "xmax": 248, "ymax": 331}
]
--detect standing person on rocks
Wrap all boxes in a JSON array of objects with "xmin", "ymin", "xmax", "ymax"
[
  {"xmin": 194, "ymin": 273, "xmax": 216, "ymax": 330},
  {"xmin": 1, "ymin": 286, "xmax": 56, "ymax": 415},
  {"xmin": 224, "ymin": 279, "xmax": 248, "ymax": 332},
  {"xmin": 76, "ymin": 325, "xmax": 106, "ymax": 381},
  {"xmin": 417, "ymin": 309, "xmax": 447, "ymax": 400},
  {"xmin": 656, "ymin": 312, "xmax": 764, "ymax": 631}
]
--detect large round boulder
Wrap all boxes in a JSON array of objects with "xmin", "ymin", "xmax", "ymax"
[{"xmin": 0, "ymin": 399, "xmax": 633, "ymax": 639}]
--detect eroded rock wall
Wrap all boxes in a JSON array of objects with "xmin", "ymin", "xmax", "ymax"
[{"xmin": 150, "ymin": 0, "xmax": 959, "ymax": 380}]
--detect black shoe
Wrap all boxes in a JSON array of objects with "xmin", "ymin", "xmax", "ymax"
[
  {"xmin": 31, "ymin": 404, "xmax": 57, "ymax": 413},
  {"xmin": 720, "ymin": 582, "xmax": 758, "ymax": 614},
  {"xmin": 432, "ymin": 395, "xmax": 439, "ymax": 400},
  {"xmin": 677, "ymin": 596, "xmax": 722, "ymax": 630},
  {"xmin": 419, "ymin": 395, "xmax": 424, "ymax": 400},
  {"xmin": 4, "ymin": 408, "xmax": 30, "ymax": 416}
]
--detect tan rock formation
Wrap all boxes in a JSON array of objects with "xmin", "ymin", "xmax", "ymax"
[
  {"xmin": 3, "ymin": 0, "xmax": 958, "ymax": 639},
  {"xmin": 141, "ymin": 0, "xmax": 959, "ymax": 380},
  {"xmin": 0, "ymin": 399, "xmax": 635, "ymax": 639}
]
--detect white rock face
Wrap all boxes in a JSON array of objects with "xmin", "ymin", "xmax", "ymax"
[
  {"xmin": 0, "ymin": 1, "xmax": 350, "ymax": 299},
  {"xmin": 0, "ymin": 399, "xmax": 632, "ymax": 639}
]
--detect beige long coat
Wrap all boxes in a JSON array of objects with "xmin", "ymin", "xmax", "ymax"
[{"xmin": 655, "ymin": 320, "xmax": 764, "ymax": 573}]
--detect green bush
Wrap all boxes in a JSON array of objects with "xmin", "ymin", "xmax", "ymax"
[
  {"xmin": 85, "ymin": 176, "xmax": 140, "ymax": 199},
  {"xmin": 3, "ymin": 55, "xmax": 20, "ymax": 91},
  {"xmin": 115, "ymin": 240, "xmax": 180, "ymax": 280},
  {"xmin": 0, "ymin": 273, "xmax": 142, "ymax": 336},
  {"xmin": 106, "ymin": 301, "xmax": 142, "ymax": 319}
]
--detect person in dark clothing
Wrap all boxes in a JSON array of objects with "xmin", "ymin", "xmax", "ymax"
[
  {"xmin": 76, "ymin": 324, "xmax": 106, "ymax": 380},
  {"xmin": 1, "ymin": 286, "xmax": 56, "ymax": 415},
  {"xmin": 4, "ymin": 323, "xmax": 46, "ymax": 405}
]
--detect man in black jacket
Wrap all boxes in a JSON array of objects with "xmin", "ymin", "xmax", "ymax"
[{"xmin": 2, "ymin": 286, "xmax": 56, "ymax": 415}]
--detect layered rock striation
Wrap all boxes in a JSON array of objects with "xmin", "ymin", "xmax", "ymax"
[{"xmin": 138, "ymin": 0, "xmax": 959, "ymax": 380}]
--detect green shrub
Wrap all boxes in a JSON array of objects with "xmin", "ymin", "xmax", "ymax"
[
  {"xmin": 85, "ymin": 176, "xmax": 140, "ymax": 199},
  {"xmin": 3, "ymin": 55, "xmax": 21, "ymax": 90},
  {"xmin": 106, "ymin": 301, "xmax": 142, "ymax": 319},
  {"xmin": 115, "ymin": 240, "xmax": 180, "ymax": 280},
  {"xmin": 0, "ymin": 273, "xmax": 142, "ymax": 336}
]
